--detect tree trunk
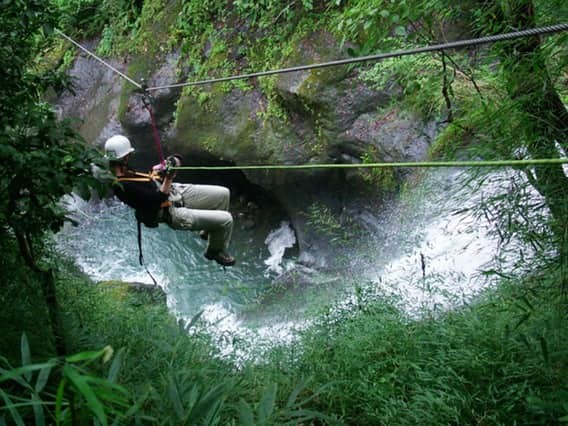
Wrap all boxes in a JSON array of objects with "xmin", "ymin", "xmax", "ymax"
[
  {"xmin": 16, "ymin": 232, "xmax": 66, "ymax": 357},
  {"xmin": 494, "ymin": 1, "xmax": 568, "ymax": 245}
]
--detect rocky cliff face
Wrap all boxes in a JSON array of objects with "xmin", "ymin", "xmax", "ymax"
[{"xmin": 56, "ymin": 29, "xmax": 438, "ymax": 269}]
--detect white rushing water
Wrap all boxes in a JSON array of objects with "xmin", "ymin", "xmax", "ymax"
[
  {"xmin": 264, "ymin": 221, "xmax": 296, "ymax": 275},
  {"xmin": 56, "ymin": 168, "xmax": 536, "ymax": 361}
]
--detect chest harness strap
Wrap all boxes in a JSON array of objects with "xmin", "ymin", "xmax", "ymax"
[{"xmin": 118, "ymin": 172, "xmax": 172, "ymax": 287}]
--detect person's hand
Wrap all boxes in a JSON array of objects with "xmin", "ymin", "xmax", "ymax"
[{"xmin": 164, "ymin": 155, "xmax": 181, "ymax": 177}]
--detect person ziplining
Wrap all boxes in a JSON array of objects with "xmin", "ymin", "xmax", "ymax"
[{"xmin": 104, "ymin": 135, "xmax": 236, "ymax": 267}]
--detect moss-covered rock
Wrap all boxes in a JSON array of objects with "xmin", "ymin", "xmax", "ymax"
[{"xmin": 98, "ymin": 280, "xmax": 167, "ymax": 305}]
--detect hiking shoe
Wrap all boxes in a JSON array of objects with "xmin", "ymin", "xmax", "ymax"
[
  {"xmin": 204, "ymin": 250, "xmax": 236, "ymax": 267},
  {"xmin": 199, "ymin": 230, "xmax": 209, "ymax": 241}
]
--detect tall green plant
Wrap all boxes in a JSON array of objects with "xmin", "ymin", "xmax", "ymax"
[
  {"xmin": 475, "ymin": 1, "xmax": 568, "ymax": 238},
  {"xmin": 0, "ymin": 335, "xmax": 134, "ymax": 425},
  {"xmin": 0, "ymin": 0, "xmax": 112, "ymax": 355}
]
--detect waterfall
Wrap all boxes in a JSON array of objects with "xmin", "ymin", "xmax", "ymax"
[
  {"xmin": 55, "ymin": 168, "xmax": 537, "ymax": 362},
  {"xmin": 264, "ymin": 221, "xmax": 296, "ymax": 275}
]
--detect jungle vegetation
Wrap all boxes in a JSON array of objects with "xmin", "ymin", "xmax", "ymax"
[{"xmin": 1, "ymin": 0, "xmax": 566, "ymax": 424}]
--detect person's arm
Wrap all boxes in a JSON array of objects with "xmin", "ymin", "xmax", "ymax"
[
  {"xmin": 114, "ymin": 180, "xmax": 168, "ymax": 210},
  {"xmin": 160, "ymin": 174, "xmax": 174, "ymax": 195},
  {"xmin": 159, "ymin": 155, "xmax": 180, "ymax": 195}
]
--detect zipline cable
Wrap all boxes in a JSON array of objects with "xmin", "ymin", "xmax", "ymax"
[
  {"xmin": 172, "ymin": 158, "xmax": 568, "ymax": 171},
  {"xmin": 146, "ymin": 23, "xmax": 568, "ymax": 91},
  {"xmin": 55, "ymin": 28, "xmax": 143, "ymax": 90},
  {"xmin": 56, "ymin": 24, "xmax": 567, "ymax": 93}
]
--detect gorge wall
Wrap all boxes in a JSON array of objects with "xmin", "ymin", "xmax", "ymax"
[{"xmin": 56, "ymin": 27, "xmax": 439, "ymax": 268}]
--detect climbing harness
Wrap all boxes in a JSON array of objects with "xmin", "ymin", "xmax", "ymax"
[{"xmin": 118, "ymin": 172, "xmax": 172, "ymax": 286}]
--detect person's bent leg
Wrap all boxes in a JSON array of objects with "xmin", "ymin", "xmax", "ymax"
[
  {"xmin": 168, "ymin": 206, "xmax": 234, "ymax": 266},
  {"xmin": 175, "ymin": 184, "xmax": 230, "ymax": 211}
]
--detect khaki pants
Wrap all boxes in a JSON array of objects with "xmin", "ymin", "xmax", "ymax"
[{"xmin": 167, "ymin": 183, "xmax": 233, "ymax": 252}]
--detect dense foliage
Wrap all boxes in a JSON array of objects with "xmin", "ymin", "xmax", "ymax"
[
  {"xmin": 1, "ymin": 0, "xmax": 567, "ymax": 424},
  {"xmin": 0, "ymin": 0, "xmax": 111, "ymax": 263}
]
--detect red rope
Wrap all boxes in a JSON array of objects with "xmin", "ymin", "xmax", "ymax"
[{"xmin": 143, "ymin": 100, "xmax": 165, "ymax": 166}]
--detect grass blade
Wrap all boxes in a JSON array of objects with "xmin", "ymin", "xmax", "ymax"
[
  {"xmin": 238, "ymin": 399, "xmax": 254, "ymax": 426},
  {"xmin": 55, "ymin": 378, "xmax": 66, "ymax": 426},
  {"xmin": 0, "ymin": 363, "xmax": 53, "ymax": 388},
  {"xmin": 64, "ymin": 366, "xmax": 107, "ymax": 426},
  {"xmin": 0, "ymin": 389, "xmax": 25, "ymax": 426},
  {"xmin": 20, "ymin": 335, "xmax": 31, "ymax": 381},
  {"xmin": 35, "ymin": 362, "xmax": 55, "ymax": 393},
  {"xmin": 286, "ymin": 378, "xmax": 307, "ymax": 409},
  {"xmin": 31, "ymin": 392, "xmax": 45, "ymax": 426},
  {"xmin": 107, "ymin": 348, "xmax": 124, "ymax": 383},
  {"xmin": 257, "ymin": 383, "xmax": 277, "ymax": 425},
  {"xmin": 166, "ymin": 377, "xmax": 185, "ymax": 420}
]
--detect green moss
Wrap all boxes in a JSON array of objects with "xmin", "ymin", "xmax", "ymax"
[
  {"xmin": 113, "ymin": 0, "xmax": 182, "ymax": 122},
  {"xmin": 37, "ymin": 40, "xmax": 77, "ymax": 74},
  {"xmin": 429, "ymin": 123, "xmax": 471, "ymax": 159},
  {"xmin": 117, "ymin": 56, "xmax": 159, "ymax": 122},
  {"xmin": 358, "ymin": 147, "xmax": 399, "ymax": 192},
  {"xmin": 174, "ymin": 87, "xmax": 260, "ymax": 160}
]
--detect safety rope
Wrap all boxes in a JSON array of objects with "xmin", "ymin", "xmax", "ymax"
[
  {"xmin": 171, "ymin": 158, "xmax": 568, "ymax": 171},
  {"xmin": 137, "ymin": 220, "xmax": 159, "ymax": 286},
  {"xmin": 145, "ymin": 23, "xmax": 568, "ymax": 91},
  {"xmin": 141, "ymin": 94, "xmax": 166, "ymax": 166}
]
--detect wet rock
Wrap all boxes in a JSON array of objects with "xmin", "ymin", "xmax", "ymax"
[
  {"xmin": 241, "ymin": 218, "xmax": 256, "ymax": 230},
  {"xmin": 339, "ymin": 110, "xmax": 435, "ymax": 162},
  {"xmin": 98, "ymin": 280, "xmax": 167, "ymax": 305},
  {"xmin": 55, "ymin": 38, "xmax": 125, "ymax": 149},
  {"xmin": 272, "ymin": 264, "xmax": 317, "ymax": 289}
]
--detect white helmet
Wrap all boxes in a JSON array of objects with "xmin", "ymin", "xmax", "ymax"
[{"xmin": 104, "ymin": 135, "xmax": 135, "ymax": 161}]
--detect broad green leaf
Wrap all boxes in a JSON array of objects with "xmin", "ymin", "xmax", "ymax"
[
  {"xmin": 20, "ymin": 334, "xmax": 31, "ymax": 381},
  {"xmin": 238, "ymin": 400, "xmax": 254, "ymax": 426},
  {"xmin": 107, "ymin": 348, "xmax": 124, "ymax": 383},
  {"xmin": 65, "ymin": 348, "xmax": 106, "ymax": 364},
  {"xmin": 0, "ymin": 389, "xmax": 25, "ymax": 426},
  {"xmin": 64, "ymin": 366, "xmax": 107, "ymax": 426},
  {"xmin": 257, "ymin": 383, "xmax": 277, "ymax": 425}
]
